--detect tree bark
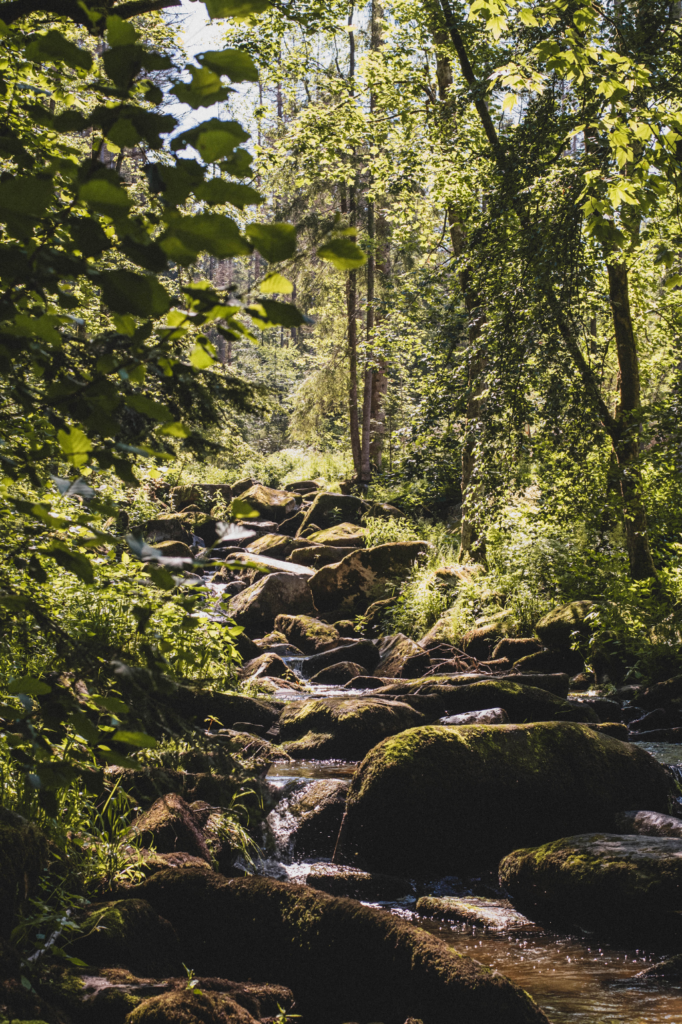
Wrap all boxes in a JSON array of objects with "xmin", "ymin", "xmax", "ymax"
[
  {"xmin": 607, "ymin": 262, "xmax": 656, "ymax": 579},
  {"xmin": 345, "ymin": 10, "xmax": 362, "ymax": 480}
]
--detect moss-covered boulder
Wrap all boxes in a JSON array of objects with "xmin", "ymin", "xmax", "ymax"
[
  {"xmin": 130, "ymin": 794, "xmax": 210, "ymax": 861},
  {"xmin": 309, "ymin": 660, "xmax": 365, "ymax": 685},
  {"xmin": 239, "ymin": 651, "xmax": 290, "ymax": 681},
  {"xmin": 154, "ymin": 539, "xmax": 192, "ymax": 559},
  {"xmin": 273, "ymin": 613, "xmax": 340, "ymax": 654},
  {"xmin": 307, "ymin": 522, "xmax": 367, "ymax": 547},
  {"xmin": 169, "ymin": 688, "xmax": 282, "ymax": 732},
  {"xmin": 144, "ymin": 516, "xmax": 192, "ymax": 545},
  {"xmin": 287, "ymin": 544, "xmax": 357, "ymax": 568},
  {"xmin": 636, "ymin": 674, "xmax": 682, "ymax": 710},
  {"xmin": 126, "ymin": 988, "xmax": 256, "ymax": 1023},
  {"xmin": 299, "ymin": 638, "xmax": 380, "ymax": 676},
  {"xmin": 232, "ymin": 484, "xmax": 296, "ymax": 522},
  {"xmin": 246, "ymin": 533, "xmax": 310, "ymax": 559},
  {"xmin": 297, "ymin": 492, "xmax": 370, "ymax": 532},
  {"xmin": 499, "ymin": 833, "xmax": 682, "ymax": 934},
  {"xmin": 310, "ymin": 542, "xmax": 428, "ymax": 616},
  {"xmin": 492, "ymin": 638, "xmax": 542, "ymax": 661},
  {"xmin": 127, "ymin": 869, "xmax": 549, "ymax": 1024},
  {"xmin": 402, "ymin": 679, "xmax": 597, "ymax": 723},
  {"xmin": 335, "ymin": 722, "xmax": 674, "ymax": 876},
  {"xmin": 279, "ymin": 696, "xmax": 425, "ymax": 759},
  {"xmin": 228, "ymin": 573, "xmax": 314, "ymax": 628},
  {"xmin": 0, "ymin": 809, "xmax": 48, "ymax": 939},
  {"xmin": 69, "ymin": 899, "xmax": 182, "ymax": 976},
  {"xmin": 534, "ymin": 600, "xmax": 594, "ymax": 649}
]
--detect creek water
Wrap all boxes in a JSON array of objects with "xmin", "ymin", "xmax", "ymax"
[{"xmin": 260, "ymin": 678, "xmax": 682, "ymax": 1024}]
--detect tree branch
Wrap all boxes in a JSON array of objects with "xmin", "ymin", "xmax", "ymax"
[{"xmin": 0, "ymin": 0, "xmax": 181, "ymax": 25}]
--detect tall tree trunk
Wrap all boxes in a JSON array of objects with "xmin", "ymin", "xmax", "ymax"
[
  {"xmin": 607, "ymin": 262, "xmax": 656, "ymax": 579},
  {"xmin": 434, "ymin": 0, "xmax": 656, "ymax": 579},
  {"xmin": 346, "ymin": 8, "xmax": 361, "ymax": 479}
]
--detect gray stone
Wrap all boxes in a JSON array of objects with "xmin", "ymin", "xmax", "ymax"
[
  {"xmin": 439, "ymin": 707, "xmax": 510, "ymax": 726},
  {"xmin": 416, "ymin": 896, "xmax": 540, "ymax": 933},
  {"xmin": 228, "ymin": 573, "xmax": 315, "ymax": 629}
]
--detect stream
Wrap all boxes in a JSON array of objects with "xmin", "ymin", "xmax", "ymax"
[{"xmin": 259, "ymin": 666, "xmax": 682, "ymax": 1024}]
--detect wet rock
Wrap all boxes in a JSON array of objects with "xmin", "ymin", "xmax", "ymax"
[
  {"xmin": 169, "ymin": 688, "xmax": 283, "ymax": 732},
  {"xmin": 499, "ymin": 833, "xmax": 682, "ymax": 934},
  {"xmin": 336, "ymin": 722, "xmax": 674, "ymax": 877},
  {"xmin": 69, "ymin": 899, "xmax": 182, "ymax": 976},
  {"xmin": 344, "ymin": 675, "xmax": 388, "ymax": 689},
  {"xmin": 246, "ymin": 533, "xmax": 311, "ymax": 559},
  {"xmin": 614, "ymin": 809, "xmax": 682, "ymax": 838},
  {"xmin": 239, "ymin": 651, "xmax": 290, "ymax": 681},
  {"xmin": 233, "ymin": 484, "xmax": 296, "ymax": 522},
  {"xmin": 131, "ymin": 793, "xmax": 211, "ymax": 862},
  {"xmin": 310, "ymin": 661, "xmax": 365, "ymax": 685},
  {"xmin": 629, "ymin": 707, "xmax": 670, "ymax": 733},
  {"xmin": 492, "ymin": 638, "xmax": 542, "ymax": 661},
  {"xmin": 439, "ymin": 707, "xmax": 510, "ymax": 726},
  {"xmin": 299, "ymin": 639, "xmax": 381, "ymax": 676},
  {"xmin": 577, "ymin": 697, "xmax": 622, "ymax": 721},
  {"xmin": 0, "ymin": 809, "xmax": 48, "ymax": 938},
  {"xmin": 298, "ymin": 492, "xmax": 370, "ymax": 532},
  {"xmin": 274, "ymin": 613, "xmax": 340, "ymax": 654},
  {"xmin": 534, "ymin": 600, "xmax": 594, "ymax": 649},
  {"xmin": 634, "ymin": 954, "xmax": 682, "ymax": 982},
  {"xmin": 416, "ymin": 896, "xmax": 539, "ymax": 933},
  {"xmin": 307, "ymin": 522, "xmax": 367, "ymax": 547},
  {"xmin": 127, "ymin": 870, "xmax": 549, "ymax": 1024},
  {"xmin": 268, "ymin": 779, "xmax": 349, "ymax": 859},
  {"xmin": 514, "ymin": 648, "xmax": 584, "ymax": 676},
  {"xmin": 306, "ymin": 863, "xmax": 414, "ymax": 901},
  {"xmin": 631, "ymin": 726, "xmax": 682, "ymax": 742},
  {"xmin": 375, "ymin": 634, "xmax": 431, "ymax": 679},
  {"xmin": 228, "ymin": 573, "xmax": 315, "ymax": 629},
  {"xmin": 279, "ymin": 696, "xmax": 425, "ymax": 760},
  {"xmin": 228, "ymin": 551, "xmax": 315, "ymax": 578},
  {"xmin": 310, "ymin": 542, "xmax": 429, "ymax": 616}
]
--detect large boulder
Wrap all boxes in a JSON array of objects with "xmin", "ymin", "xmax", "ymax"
[
  {"xmin": 144, "ymin": 515, "xmax": 192, "ymax": 545},
  {"xmin": 297, "ymin": 639, "xmax": 380, "ymax": 676},
  {"xmin": 279, "ymin": 696, "xmax": 425, "ymax": 759},
  {"xmin": 614, "ymin": 809, "xmax": 682, "ymax": 838},
  {"xmin": 375, "ymin": 633, "xmax": 430, "ymax": 678},
  {"xmin": 335, "ymin": 722, "xmax": 674, "ymax": 876},
  {"xmin": 310, "ymin": 661, "xmax": 365, "ymax": 685},
  {"xmin": 409, "ymin": 679, "xmax": 597, "ymax": 723},
  {"xmin": 246, "ymin": 533, "xmax": 311, "ymax": 559},
  {"xmin": 307, "ymin": 522, "xmax": 367, "ymax": 547},
  {"xmin": 127, "ymin": 869, "xmax": 549, "ymax": 1024},
  {"xmin": 69, "ymin": 898, "xmax": 182, "ymax": 976},
  {"xmin": 288, "ymin": 544, "xmax": 357, "ymax": 568},
  {"xmin": 169, "ymin": 688, "xmax": 282, "ymax": 731},
  {"xmin": 298, "ymin": 492, "xmax": 370, "ymax": 532},
  {"xmin": 534, "ymin": 600, "xmax": 594, "ymax": 649},
  {"xmin": 130, "ymin": 793, "xmax": 210, "ymax": 861},
  {"xmin": 233, "ymin": 484, "xmax": 296, "ymax": 522},
  {"xmin": 500, "ymin": 833, "xmax": 682, "ymax": 934},
  {"xmin": 126, "ymin": 988, "xmax": 257, "ymax": 1023},
  {"xmin": 273, "ymin": 613, "xmax": 340, "ymax": 654},
  {"xmin": 636, "ymin": 674, "xmax": 682, "ymax": 711},
  {"xmin": 228, "ymin": 573, "xmax": 314, "ymax": 629},
  {"xmin": 310, "ymin": 542, "xmax": 428, "ymax": 616}
]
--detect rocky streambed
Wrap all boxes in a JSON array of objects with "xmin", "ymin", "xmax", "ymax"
[{"xmin": 9, "ymin": 478, "xmax": 682, "ymax": 1024}]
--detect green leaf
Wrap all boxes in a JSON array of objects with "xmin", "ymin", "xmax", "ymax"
[
  {"xmin": 106, "ymin": 14, "xmax": 138, "ymax": 46},
  {"xmin": 219, "ymin": 148, "xmax": 253, "ymax": 178},
  {"xmin": 0, "ymin": 176, "xmax": 53, "ymax": 220},
  {"xmin": 125, "ymin": 394, "xmax": 174, "ymax": 421},
  {"xmin": 79, "ymin": 177, "xmax": 133, "ymax": 218},
  {"xmin": 246, "ymin": 300, "xmax": 305, "ymax": 327},
  {"xmin": 120, "ymin": 238, "xmax": 168, "ymax": 272},
  {"xmin": 230, "ymin": 497, "xmax": 259, "ymax": 518},
  {"xmin": 145, "ymin": 160, "xmax": 205, "ymax": 206},
  {"xmin": 26, "ymin": 30, "xmax": 93, "ymax": 71},
  {"xmin": 157, "ymin": 420, "xmax": 190, "ymax": 437},
  {"xmin": 197, "ymin": 48, "xmax": 258, "ymax": 82},
  {"xmin": 204, "ymin": 0, "xmax": 270, "ymax": 17},
  {"xmin": 160, "ymin": 213, "xmax": 252, "ymax": 264},
  {"xmin": 171, "ymin": 66, "xmax": 231, "ymax": 109},
  {"xmin": 112, "ymin": 729, "xmax": 158, "ymax": 748},
  {"xmin": 190, "ymin": 341, "xmax": 216, "ymax": 368},
  {"xmin": 68, "ymin": 709, "xmax": 99, "ymax": 744},
  {"xmin": 91, "ymin": 695, "xmax": 129, "ymax": 713},
  {"xmin": 100, "ymin": 270, "xmax": 172, "ymax": 317},
  {"xmin": 258, "ymin": 272, "xmax": 293, "ymax": 294},
  {"xmin": 172, "ymin": 118, "xmax": 249, "ymax": 162},
  {"xmin": 54, "ymin": 110, "xmax": 89, "ymax": 132},
  {"xmin": 317, "ymin": 237, "xmax": 366, "ymax": 269},
  {"xmin": 67, "ymin": 216, "xmax": 111, "ymax": 257},
  {"xmin": 43, "ymin": 542, "xmax": 95, "ymax": 584},
  {"xmin": 146, "ymin": 564, "xmax": 177, "ymax": 590},
  {"xmin": 58, "ymin": 427, "xmax": 92, "ymax": 467},
  {"xmin": 195, "ymin": 179, "xmax": 263, "ymax": 209},
  {"xmin": 246, "ymin": 222, "xmax": 297, "ymax": 262},
  {"xmin": 6, "ymin": 677, "xmax": 51, "ymax": 696}
]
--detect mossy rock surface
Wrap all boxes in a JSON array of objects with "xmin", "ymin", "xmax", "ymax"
[
  {"xmin": 273, "ymin": 613, "xmax": 340, "ymax": 654},
  {"xmin": 375, "ymin": 633, "xmax": 430, "ymax": 679},
  {"xmin": 232, "ymin": 484, "xmax": 296, "ymax": 522},
  {"xmin": 287, "ymin": 543, "xmax": 357, "ymax": 568},
  {"xmin": 69, "ymin": 899, "xmax": 181, "ymax": 977},
  {"xmin": 246, "ymin": 533, "xmax": 310, "ymax": 559},
  {"xmin": 499, "ymin": 833, "xmax": 682, "ymax": 933},
  {"xmin": 534, "ymin": 600, "xmax": 594, "ymax": 650},
  {"xmin": 130, "ymin": 793, "xmax": 210, "ymax": 861},
  {"xmin": 392, "ymin": 678, "xmax": 597, "ymax": 723},
  {"xmin": 228, "ymin": 572, "xmax": 314, "ymax": 628},
  {"xmin": 126, "ymin": 988, "xmax": 255, "ymax": 1023},
  {"xmin": 279, "ymin": 696, "xmax": 424, "ymax": 759},
  {"xmin": 310, "ymin": 542, "xmax": 428, "ymax": 616},
  {"xmin": 127, "ymin": 869, "xmax": 549, "ymax": 1024},
  {"xmin": 307, "ymin": 522, "xmax": 367, "ymax": 547},
  {"xmin": 336, "ymin": 722, "xmax": 674, "ymax": 877},
  {"xmin": 297, "ymin": 492, "xmax": 370, "ymax": 532}
]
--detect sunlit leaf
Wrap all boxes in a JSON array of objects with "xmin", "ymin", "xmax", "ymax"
[
  {"xmin": 317, "ymin": 237, "xmax": 367, "ymax": 269},
  {"xmin": 246, "ymin": 222, "xmax": 297, "ymax": 262}
]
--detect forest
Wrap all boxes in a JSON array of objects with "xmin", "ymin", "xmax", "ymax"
[{"xmin": 1, "ymin": 0, "xmax": 682, "ymax": 1020}]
